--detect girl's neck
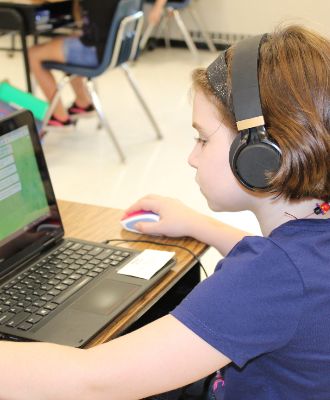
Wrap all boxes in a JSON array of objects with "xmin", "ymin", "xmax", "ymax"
[{"xmin": 253, "ymin": 197, "xmax": 329, "ymax": 236}]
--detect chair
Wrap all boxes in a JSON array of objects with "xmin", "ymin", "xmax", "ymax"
[
  {"xmin": 41, "ymin": 0, "xmax": 162, "ymax": 162},
  {"xmin": 140, "ymin": 0, "xmax": 216, "ymax": 57},
  {"xmin": 0, "ymin": 8, "xmax": 32, "ymax": 92}
]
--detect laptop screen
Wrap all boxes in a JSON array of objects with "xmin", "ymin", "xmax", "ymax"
[{"xmin": 0, "ymin": 111, "xmax": 63, "ymax": 273}]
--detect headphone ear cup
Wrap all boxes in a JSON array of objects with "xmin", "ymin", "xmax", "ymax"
[
  {"xmin": 229, "ymin": 134, "xmax": 242, "ymax": 176},
  {"xmin": 229, "ymin": 134, "xmax": 281, "ymax": 190}
]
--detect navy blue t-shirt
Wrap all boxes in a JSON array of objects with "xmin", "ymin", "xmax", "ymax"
[{"xmin": 171, "ymin": 218, "xmax": 330, "ymax": 399}]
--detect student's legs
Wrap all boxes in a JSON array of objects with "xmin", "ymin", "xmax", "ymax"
[
  {"xmin": 29, "ymin": 37, "xmax": 69, "ymax": 120},
  {"xmin": 70, "ymin": 77, "xmax": 92, "ymax": 108}
]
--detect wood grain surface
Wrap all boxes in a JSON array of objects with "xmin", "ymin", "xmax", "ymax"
[{"xmin": 58, "ymin": 200, "xmax": 208, "ymax": 347}]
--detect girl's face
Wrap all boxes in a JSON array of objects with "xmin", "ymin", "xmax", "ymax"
[{"xmin": 188, "ymin": 90, "xmax": 255, "ymax": 212}]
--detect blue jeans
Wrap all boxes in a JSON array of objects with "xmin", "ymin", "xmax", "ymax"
[{"xmin": 63, "ymin": 37, "xmax": 98, "ymax": 67}]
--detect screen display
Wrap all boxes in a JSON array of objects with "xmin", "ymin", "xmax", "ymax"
[
  {"xmin": 0, "ymin": 126, "xmax": 50, "ymax": 243},
  {"xmin": 0, "ymin": 112, "xmax": 63, "ymax": 270}
]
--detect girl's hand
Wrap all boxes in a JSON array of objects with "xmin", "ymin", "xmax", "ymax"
[{"xmin": 124, "ymin": 194, "xmax": 200, "ymax": 237}]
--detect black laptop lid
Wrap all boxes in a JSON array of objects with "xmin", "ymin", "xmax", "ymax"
[{"xmin": 0, "ymin": 110, "xmax": 63, "ymax": 275}]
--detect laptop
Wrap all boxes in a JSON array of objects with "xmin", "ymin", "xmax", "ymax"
[{"xmin": 0, "ymin": 110, "xmax": 175, "ymax": 347}]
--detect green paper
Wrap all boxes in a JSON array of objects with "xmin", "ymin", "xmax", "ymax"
[{"xmin": 0, "ymin": 82, "xmax": 48, "ymax": 120}]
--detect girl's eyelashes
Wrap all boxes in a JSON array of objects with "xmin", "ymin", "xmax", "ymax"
[{"xmin": 194, "ymin": 137, "xmax": 208, "ymax": 147}]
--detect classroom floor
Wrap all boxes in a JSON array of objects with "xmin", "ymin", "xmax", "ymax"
[{"xmin": 0, "ymin": 37, "xmax": 262, "ymax": 274}]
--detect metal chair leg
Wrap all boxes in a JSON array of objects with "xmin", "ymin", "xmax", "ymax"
[
  {"xmin": 189, "ymin": 8, "xmax": 216, "ymax": 52},
  {"xmin": 85, "ymin": 79, "xmax": 126, "ymax": 163},
  {"xmin": 153, "ymin": 14, "xmax": 169, "ymax": 48},
  {"xmin": 84, "ymin": 78, "xmax": 102, "ymax": 130},
  {"xmin": 8, "ymin": 32, "xmax": 15, "ymax": 57},
  {"xmin": 163, "ymin": 12, "xmax": 171, "ymax": 48},
  {"xmin": 139, "ymin": 23, "xmax": 155, "ymax": 51},
  {"xmin": 170, "ymin": 8, "xmax": 198, "ymax": 57},
  {"xmin": 41, "ymin": 74, "xmax": 73, "ymax": 134},
  {"xmin": 121, "ymin": 63, "xmax": 163, "ymax": 140}
]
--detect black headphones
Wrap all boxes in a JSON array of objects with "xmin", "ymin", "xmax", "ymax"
[{"xmin": 228, "ymin": 34, "xmax": 282, "ymax": 191}]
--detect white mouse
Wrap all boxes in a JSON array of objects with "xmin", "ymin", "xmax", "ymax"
[{"xmin": 120, "ymin": 210, "xmax": 160, "ymax": 234}]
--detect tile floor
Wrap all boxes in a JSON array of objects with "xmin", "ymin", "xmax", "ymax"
[{"xmin": 0, "ymin": 38, "xmax": 262, "ymax": 274}]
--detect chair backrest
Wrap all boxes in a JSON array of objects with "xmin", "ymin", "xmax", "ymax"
[
  {"xmin": 97, "ymin": 0, "xmax": 144, "ymax": 74},
  {"xmin": 0, "ymin": 7, "xmax": 24, "ymax": 32}
]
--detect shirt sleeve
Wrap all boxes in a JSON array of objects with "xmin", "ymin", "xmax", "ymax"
[{"xmin": 171, "ymin": 236, "xmax": 304, "ymax": 368}]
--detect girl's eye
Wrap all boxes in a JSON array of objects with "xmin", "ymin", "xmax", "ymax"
[{"xmin": 194, "ymin": 137, "xmax": 208, "ymax": 147}]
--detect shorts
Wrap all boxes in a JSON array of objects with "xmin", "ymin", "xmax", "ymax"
[{"xmin": 63, "ymin": 37, "xmax": 98, "ymax": 67}]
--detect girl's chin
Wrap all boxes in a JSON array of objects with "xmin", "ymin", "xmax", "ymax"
[
  {"xmin": 198, "ymin": 186, "xmax": 225, "ymax": 211},
  {"xmin": 205, "ymin": 198, "xmax": 221, "ymax": 212}
]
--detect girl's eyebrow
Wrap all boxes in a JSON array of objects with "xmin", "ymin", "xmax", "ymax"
[
  {"xmin": 192, "ymin": 122, "xmax": 209, "ymax": 136},
  {"xmin": 192, "ymin": 121, "xmax": 223, "ymax": 138}
]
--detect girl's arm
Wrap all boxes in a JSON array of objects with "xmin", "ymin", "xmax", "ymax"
[
  {"xmin": 125, "ymin": 195, "xmax": 252, "ymax": 256},
  {"xmin": 0, "ymin": 315, "xmax": 230, "ymax": 400}
]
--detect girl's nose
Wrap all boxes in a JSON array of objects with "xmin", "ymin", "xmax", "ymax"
[{"xmin": 188, "ymin": 144, "xmax": 200, "ymax": 169}]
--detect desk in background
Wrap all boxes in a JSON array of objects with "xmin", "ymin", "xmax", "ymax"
[
  {"xmin": 0, "ymin": 0, "xmax": 74, "ymax": 92},
  {"xmin": 58, "ymin": 200, "xmax": 208, "ymax": 348}
]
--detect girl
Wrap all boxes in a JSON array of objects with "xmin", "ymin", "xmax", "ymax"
[{"xmin": 1, "ymin": 24, "xmax": 329, "ymax": 400}]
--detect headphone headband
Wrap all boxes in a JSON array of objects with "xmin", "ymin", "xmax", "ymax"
[
  {"xmin": 206, "ymin": 33, "xmax": 282, "ymax": 191},
  {"xmin": 207, "ymin": 52, "xmax": 229, "ymax": 108},
  {"xmin": 231, "ymin": 34, "xmax": 267, "ymax": 130}
]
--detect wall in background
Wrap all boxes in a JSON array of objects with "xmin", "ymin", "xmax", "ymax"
[
  {"xmin": 151, "ymin": 0, "xmax": 330, "ymax": 44},
  {"xmin": 194, "ymin": 0, "xmax": 329, "ymax": 37}
]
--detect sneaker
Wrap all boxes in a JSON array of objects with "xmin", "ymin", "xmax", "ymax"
[
  {"xmin": 68, "ymin": 102, "xmax": 96, "ymax": 120},
  {"xmin": 46, "ymin": 114, "xmax": 76, "ymax": 131}
]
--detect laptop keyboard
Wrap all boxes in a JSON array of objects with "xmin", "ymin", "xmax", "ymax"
[{"xmin": 0, "ymin": 240, "xmax": 132, "ymax": 333}]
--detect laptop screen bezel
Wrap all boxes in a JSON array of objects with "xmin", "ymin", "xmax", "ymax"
[{"xmin": 0, "ymin": 110, "xmax": 64, "ymax": 276}]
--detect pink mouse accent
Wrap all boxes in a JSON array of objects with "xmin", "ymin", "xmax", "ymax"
[{"xmin": 120, "ymin": 210, "xmax": 160, "ymax": 234}]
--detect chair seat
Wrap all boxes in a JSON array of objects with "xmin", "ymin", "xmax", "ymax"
[
  {"xmin": 42, "ymin": 61, "xmax": 101, "ymax": 79},
  {"xmin": 41, "ymin": 0, "xmax": 162, "ymax": 162},
  {"xmin": 145, "ymin": 0, "xmax": 191, "ymax": 9},
  {"xmin": 166, "ymin": 1, "xmax": 191, "ymax": 10},
  {"xmin": 140, "ymin": 0, "xmax": 215, "ymax": 55}
]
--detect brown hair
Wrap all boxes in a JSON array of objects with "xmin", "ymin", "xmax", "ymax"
[{"xmin": 192, "ymin": 25, "xmax": 330, "ymax": 201}]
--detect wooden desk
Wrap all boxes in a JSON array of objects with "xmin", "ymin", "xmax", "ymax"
[
  {"xmin": 0, "ymin": 0, "xmax": 73, "ymax": 92},
  {"xmin": 0, "ymin": 0, "xmax": 73, "ymax": 35},
  {"xmin": 58, "ymin": 200, "xmax": 208, "ymax": 348},
  {"xmin": 3, "ymin": 1, "xmax": 67, "ymax": 4}
]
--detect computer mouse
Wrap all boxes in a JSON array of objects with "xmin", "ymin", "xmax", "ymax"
[{"xmin": 120, "ymin": 210, "xmax": 160, "ymax": 234}]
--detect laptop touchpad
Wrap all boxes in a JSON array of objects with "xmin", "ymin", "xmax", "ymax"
[{"xmin": 73, "ymin": 280, "xmax": 139, "ymax": 315}]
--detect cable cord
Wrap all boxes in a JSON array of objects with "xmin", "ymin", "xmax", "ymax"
[{"xmin": 103, "ymin": 238, "xmax": 209, "ymax": 279}]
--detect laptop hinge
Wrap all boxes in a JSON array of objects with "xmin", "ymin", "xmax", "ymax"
[{"xmin": 0, "ymin": 235, "xmax": 63, "ymax": 283}]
